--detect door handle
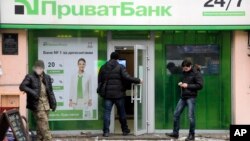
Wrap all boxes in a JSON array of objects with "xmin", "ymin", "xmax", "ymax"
[
  {"xmin": 131, "ymin": 84, "xmax": 142, "ymax": 103},
  {"xmin": 131, "ymin": 83, "xmax": 135, "ymax": 103},
  {"xmin": 137, "ymin": 84, "xmax": 142, "ymax": 103}
]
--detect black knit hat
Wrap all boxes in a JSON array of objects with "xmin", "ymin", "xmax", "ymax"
[
  {"xmin": 34, "ymin": 60, "xmax": 45, "ymax": 69},
  {"xmin": 110, "ymin": 52, "xmax": 119, "ymax": 60}
]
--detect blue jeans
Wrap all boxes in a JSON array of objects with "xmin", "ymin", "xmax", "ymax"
[
  {"xmin": 173, "ymin": 98, "xmax": 196, "ymax": 134},
  {"xmin": 103, "ymin": 98, "xmax": 129, "ymax": 133}
]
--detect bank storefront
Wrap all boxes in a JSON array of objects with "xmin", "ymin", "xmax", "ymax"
[{"xmin": 1, "ymin": 0, "xmax": 250, "ymax": 134}]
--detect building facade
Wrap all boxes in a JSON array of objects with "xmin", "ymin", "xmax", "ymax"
[{"xmin": 0, "ymin": 0, "xmax": 250, "ymax": 134}]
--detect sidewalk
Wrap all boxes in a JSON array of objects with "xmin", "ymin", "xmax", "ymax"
[{"xmin": 52, "ymin": 133, "xmax": 230, "ymax": 141}]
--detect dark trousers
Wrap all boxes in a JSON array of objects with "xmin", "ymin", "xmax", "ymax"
[
  {"xmin": 173, "ymin": 98, "xmax": 196, "ymax": 135},
  {"xmin": 103, "ymin": 98, "xmax": 129, "ymax": 133}
]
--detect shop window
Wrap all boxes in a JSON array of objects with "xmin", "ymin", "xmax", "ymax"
[
  {"xmin": 156, "ymin": 31, "xmax": 231, "ymax": 130},
  {"xmin": 166, "ymin": 45, "xmax": 220, "ymax": 75},
  {"xmin": 28, "ymin": 30, "xmax": 107, "ymax": 130}
]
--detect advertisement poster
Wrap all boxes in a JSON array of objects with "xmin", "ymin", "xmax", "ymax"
[{"xmin": 38, "ymin": 37, "xmax": 98, "ymax": 121}]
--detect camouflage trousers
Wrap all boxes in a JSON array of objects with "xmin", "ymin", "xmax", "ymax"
[{"xmin": 32, "ymin": 110, "xmax": 52, "ymax": 141}]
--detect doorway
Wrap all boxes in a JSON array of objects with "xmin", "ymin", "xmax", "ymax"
[
  {"xmin": 108, "ymin": 40, "xmax": 154, "ymax": 135},
  {"xmin": 115, "ymin": 47, "xmax": 135, "ymax": 134}
]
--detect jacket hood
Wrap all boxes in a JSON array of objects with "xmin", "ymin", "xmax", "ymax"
[{"xmin": 108, "ymin": 59, "xmax": 119, "ymax": 69}]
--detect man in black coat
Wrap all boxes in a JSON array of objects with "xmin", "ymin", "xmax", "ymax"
[
  {"xmin": 166, "ymin": 59, "xmax": 203, "ymax": 141},
  {"xmin": 20, "ymin": 60, "xmax": 56, "ymax": 141},
  {"xmin": 98, "ymin": 52, "xmax": 141, "ymax": 137}
]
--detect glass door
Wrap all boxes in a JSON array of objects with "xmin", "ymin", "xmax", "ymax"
[{"xmin": 131, "ymin": 45, "xmax": 148, "ymax": 135}]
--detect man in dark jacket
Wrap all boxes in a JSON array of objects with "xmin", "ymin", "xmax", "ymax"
[
  {"xmin": 166, "ymin": 59, "xmax": 203, "ymax": 141},
  {"xmin": 20, "ymin": 60, "xmax": 56, "ymax": 141},
  {"xmin": 98, "ymin": 52, "xmax": 141, "ymax": 137}
]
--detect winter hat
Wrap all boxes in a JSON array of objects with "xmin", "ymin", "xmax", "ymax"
[
  {"xmin": 110, "ymin": 52, "xmax": 120, "ymax": 60},
  {"xmin": 34, "ymin": 60, "xmax": 45, "ymax": 69}
]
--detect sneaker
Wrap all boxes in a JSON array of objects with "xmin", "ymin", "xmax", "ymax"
[
  {"xmin": 122, "ymin": 129, "xmax": 130, "ymax": 136},
  {"xmin": 165, "ymin": 132, "xmax": 179, "ymax": 139},
  {"xmin": 185, "ymin": 133, "xmax": 195, "ymax": 141},
  {"xmin": 103, "ymin": 133, "xmax": 109, "ymax": 137}
]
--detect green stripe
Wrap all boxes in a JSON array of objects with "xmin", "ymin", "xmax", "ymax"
[
  {"xmin": 1, "ymin": 24, "xmax": 250, "ymax": 30},
  {"xmin": 57, "ymin": 102, "xmax": 64, "ymax": 106},
  {"xmin": 77, "ymin": 76, "xmax": 83, "ymax": 99},
  {"xmin": 49, "ymin": 110, "xmax": 83, "ymax": 119},
  {"xmin": 203, "ymin": 11, "xmax": 245, "ymax": 16},
  {"xmin": 47, "ymin": 69, "xmax": 64, "ymax": 74},
  {"xmin": 52, "ymin": 86, "xmax": 64, "ymax": 90}
]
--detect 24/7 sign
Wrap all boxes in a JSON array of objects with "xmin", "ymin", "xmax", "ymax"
[{"xmin": 203, "ymin": 0, "xmax": 246, "ymax": 16}]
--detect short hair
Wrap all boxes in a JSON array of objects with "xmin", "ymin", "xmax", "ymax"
[
  {"xmin": 167, "ymin": 62, "xmax": 175, "ymax": 69},
  {"xmin": 78, "ymin": 58, "xmax": 86, "ymax": 64},
  {"xmin": 110, "ymin": 52, "xmax": 119, "ymax": 60},
  {"xmin": 181, "ymin": 59, "xmax": 192, "ymax": 67}
]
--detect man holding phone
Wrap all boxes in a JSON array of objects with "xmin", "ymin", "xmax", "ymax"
[{"xmin": 166, "ymin": 59, "xmax": 203, "ymax": 141}]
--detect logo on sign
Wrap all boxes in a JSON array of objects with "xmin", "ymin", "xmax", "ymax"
[
  {"xmin": 14, "ymin": 0, "xmax": 172, "ymax": 19},
  {"xmin": 15, "ymin": 0, "xmax": 38, "ymax": 15}
]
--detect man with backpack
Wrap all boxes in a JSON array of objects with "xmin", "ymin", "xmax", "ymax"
[
  {"xmin": 165, "ymin": 59, "xmax": 203, "ymax": 141},
  {"xmin": 98, "ymin": 52, "xmax": 142, "ymax": 137}
]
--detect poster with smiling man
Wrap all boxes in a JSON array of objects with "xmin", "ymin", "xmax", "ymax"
[{"xmin": 38, "ymin": 37, "xmax": 98, "ymax": 121}]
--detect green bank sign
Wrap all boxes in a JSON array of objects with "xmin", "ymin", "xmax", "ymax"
[
  {"xmin": 0, "ymin": 0, "xmax": 250, "ymax": 25},
  {"xmin": 14, "ymin": 0, "xmax": 172, "ymax": 19}
]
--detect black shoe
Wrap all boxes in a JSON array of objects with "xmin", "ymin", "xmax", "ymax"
[
  {"xmin": 185, "ymin": 133, "xmax": 195, "ymax": 141},
  {"xmin": 165, "ymin": 132, "xmax": 179, "ymax": 139},
  {"xmin": 122, "ymin": 129, "xmax": 130, "ymax": 136},
  {"xmin": 103, "ymin": 133, "xmax": 109, "ymax": 137}
]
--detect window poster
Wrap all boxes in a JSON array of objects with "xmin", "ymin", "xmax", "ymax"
[{"xmin": 38, "ymin": 37, "xmax": 98, "ymax": 120}]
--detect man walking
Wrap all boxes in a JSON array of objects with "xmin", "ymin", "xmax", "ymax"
[
  {"xmin": 20, "ymin": 60, "xmax": 57, "ymax": 141},
  {"xmin": 166, "ymin": 59, "xmax": 203, "ymax": 141},
  {"xmin": 98, "ymin": 52, "xmax": 141, "ymax": 137}
]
